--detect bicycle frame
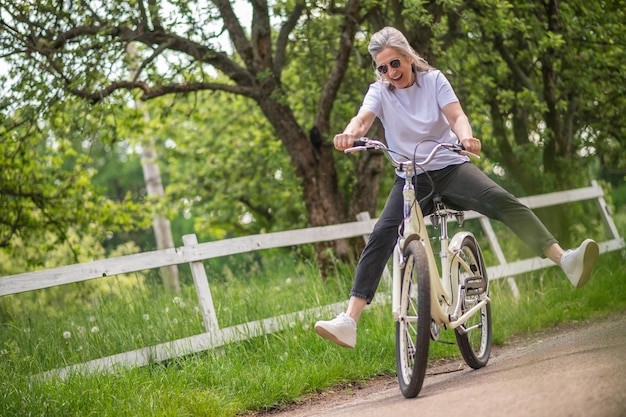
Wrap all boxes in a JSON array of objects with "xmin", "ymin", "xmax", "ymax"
[{"xmin": 390, "ymin": 166, "xmax": 489, "ymax": 332}]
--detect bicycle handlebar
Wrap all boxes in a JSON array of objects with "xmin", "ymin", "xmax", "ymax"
[{"xmin": 345, "ymin": 137, "xmax": 479, "ymax": 168}]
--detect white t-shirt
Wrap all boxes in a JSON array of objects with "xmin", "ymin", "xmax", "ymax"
[{"xmin": 360, "ymin": 69, "xmax": 469, "ymax": 173}]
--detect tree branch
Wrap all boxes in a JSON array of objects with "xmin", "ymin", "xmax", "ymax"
[
  {"xmin": 67, "ymin": 80, "xmax": 258, "ymax": 103},
  {"xmin": 141, "ymin": 82, "xmax": 259, "ymax": 99},
  {"xmin": 275, "ymin": 1, "xmax": 305, "ymax": 74},
  {"xmin": 147, "ymin": 0, "xmax": 164, "ymax": 31},
  {"xmin": 211, "ymin": 0, "xmax": 255, "ymax": 70},
  {"xmin": 136, "ymin": 0, "xmax": 150, "ymax": 30},
  {"xmin": 469, "ymin": 2, "xmax": 533, "ymax": 91},
  {"xmin": 238, "ymin": 196, "xmax": 273, "ymax": 223},
  {"xmin": 250, "ymin": 0, "xmax": 272, "ymax": 70},
  {"xmin": 493, "ymin": 34, "xmax": 534, "ymax": 91},
  {"xmin": 116, "ymin": 25, "xmax": 256, "ymax": 86},
  {"xmin": 50, "ymin": 24, "xmax": 108, "ymax": 49},
  {"xmin": 131, "ymin": 40, "xmax": 173, "ymax": 82},
  {"xmin": 316, "ymin": 0, "xmax": 361, "ymax": 132}
]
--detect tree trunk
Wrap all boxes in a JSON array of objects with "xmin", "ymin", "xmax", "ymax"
[
  {"xmin": 141, "ymin": 141, "xmax": 181, "ymax": 293},
  {"xmin": 129, "ymin": 44, "xmax": 180, "ymax": 293},
  {"xmin": 255, "ymin": 88, "xmax": 360, "ymax": 274}
]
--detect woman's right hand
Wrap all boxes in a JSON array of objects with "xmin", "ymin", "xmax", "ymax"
[
  {"xmin": 333, "ymin": 132, "xmax": 356, "ymax": 151},
  {"xmin": 334, "ymin": 111, "xmax": 376, "ymax": 151}
]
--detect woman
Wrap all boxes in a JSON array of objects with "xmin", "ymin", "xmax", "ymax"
[{"xmin": 314, "ymin": 27, "xmax": 599, "ymax": 349}]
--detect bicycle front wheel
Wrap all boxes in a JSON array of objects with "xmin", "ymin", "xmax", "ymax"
[
  {"xmin": 453, "ymin": 236, "xmax": 492, "ymax": 369},
  {"xmin": 395, "ymin": 239, "xmax": 431, "ymax": 398}
]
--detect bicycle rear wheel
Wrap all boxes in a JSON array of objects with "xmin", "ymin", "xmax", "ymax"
[
  {"xmin": 453, "ymin": 236, "xmax": 492, "ymax": 369},
  {"xmin": 395, "ymin": 239, "xmax": 431, "ymax": 398}
]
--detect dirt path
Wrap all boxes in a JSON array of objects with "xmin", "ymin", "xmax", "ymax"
[{"xmin": 249, "ymin": 313, "xmax": 626, "ymax": 417}]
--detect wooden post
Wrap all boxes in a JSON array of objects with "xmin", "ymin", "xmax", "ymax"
[
  {"xmin": 592, "ymin": 180, "xmax": 623, "ymax": 241},
  {"xmin": 183, "ymin": 234, "xmax": 221, "ymax": 339},
  {"xmin": 479, "ymin": 217, "xmax": 520, "ymax": 300}
]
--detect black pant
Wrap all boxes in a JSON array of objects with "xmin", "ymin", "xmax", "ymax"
[{"xmin": 350, "ymin": 162, "xmax": 558, "ymax": 303}]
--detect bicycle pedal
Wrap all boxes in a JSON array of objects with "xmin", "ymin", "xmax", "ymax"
[{"xmin": 464, "ymin": 276, "xmax": 487, "ymax": 295}]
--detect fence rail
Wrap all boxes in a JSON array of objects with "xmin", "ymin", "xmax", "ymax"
[{"xmin": 1, "ymin": 181, "xmax": 623, "ymax": 380}]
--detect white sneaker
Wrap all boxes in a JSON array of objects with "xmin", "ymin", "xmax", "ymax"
[
  {"xmin": 561, "ymin": 239, "xmax": 599, "ymax": 288},
  {"xmin": 314, "ymin": 312, "xmax": 357, "ymax": 348}
]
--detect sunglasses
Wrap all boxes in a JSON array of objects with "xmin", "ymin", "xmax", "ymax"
[{"xmin": 376, "ymin": 58, "xmax": 402, "ymax": 74}]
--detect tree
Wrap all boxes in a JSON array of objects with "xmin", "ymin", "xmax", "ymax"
[
  {"xmin": 450, "ymin": 1, "xmax": 624, "ymax": 186},
  {"xmin": 0, "ymin": 93, "xmax": 154, "ymax": 264},
  {"xmin": 0, "ymin": 0, "xmax": 367, "ymax": 266},
  {"xmin": 437, "ymin": 0, "xmax": 626, "ymax": 238}
]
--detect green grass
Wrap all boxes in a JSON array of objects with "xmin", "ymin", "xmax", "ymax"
[{"xmin": 1, "ymin": 245, "xmax": 625, "ymax": 416}]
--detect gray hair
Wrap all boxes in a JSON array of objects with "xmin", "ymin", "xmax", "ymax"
[{"xmin": 367, "ymin": 27, "xmax": 432, "ymax": 87}]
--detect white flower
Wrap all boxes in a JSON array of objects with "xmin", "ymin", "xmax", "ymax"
[
  {"xmin": 171, "ymin": 318, "xmax": 179, "ymax": 325},
  {"xmin": 285, "ymin": 277, "xmax": 292, "ymax": 285},
  {"xmin": 143, "ymin": 314, "xmax": 150, "ymax": 321},
  {"xmin": 91, "ymin": 326, "xmax": 99, "ymax": 334},
  {"xmin": 173, "ymin": 297, "xmax": 185, "ymax": 307},
  {"xmin": 89, "ymin": 316, "xmax": 97, "ymax": 323},
  {"xmin": 63, "ymin": 331, "xmax": 71, "ymax": 339}
]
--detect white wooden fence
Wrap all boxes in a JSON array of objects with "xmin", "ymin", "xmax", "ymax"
[{"xmin": 1, "ymin": 181, "xmax": 623, "ymax": 380}]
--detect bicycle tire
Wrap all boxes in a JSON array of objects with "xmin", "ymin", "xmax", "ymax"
[
  {"xmin": 453, "ymin": 236, "xmax": 492, "ymax": 369},
  {"xmin": 395, "ymin": 239, "xmax": 431, "ymax": 398}
]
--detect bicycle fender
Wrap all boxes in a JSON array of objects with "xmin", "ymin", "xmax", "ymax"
[
  {"xmin": 448, "ymin": 231, "xmax": 478, "ymax": 253},
  {"xmin": 402, "ymin": 234, "xmax": 423, "ymax": 248},
  {"xmin": 448, "ymin": 231, "xmax": 487, "ymax": 288}
]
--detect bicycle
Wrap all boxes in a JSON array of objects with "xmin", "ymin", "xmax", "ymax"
[{"xmin": 345, "ymin": 138, "xmax": 492, "ymax": 398}]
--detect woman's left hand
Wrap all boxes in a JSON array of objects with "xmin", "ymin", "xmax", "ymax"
[{"xmin": 461, "ymin": 137, "xmax": 481, "ymax": 154}]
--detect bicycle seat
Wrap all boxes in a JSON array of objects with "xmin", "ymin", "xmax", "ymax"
[
  {"xmin": 432, "ymin": 195, "xmax": 464, "ymax": 212},
  {"xmin": 431, "ymin": 195, "xmax": 465, "ymax": 226}
]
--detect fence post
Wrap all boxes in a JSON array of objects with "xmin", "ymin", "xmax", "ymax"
[
  {"xmin": 183, "ymin": 234, "xmax": 221, "ymax": 339},
  {"xmin": 592, "ymin": 180, "xmax": 623, "ymax": 242},
  {"xmin": 478, "ymin": 217, "xmax": 520, "ymax": 300}
]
